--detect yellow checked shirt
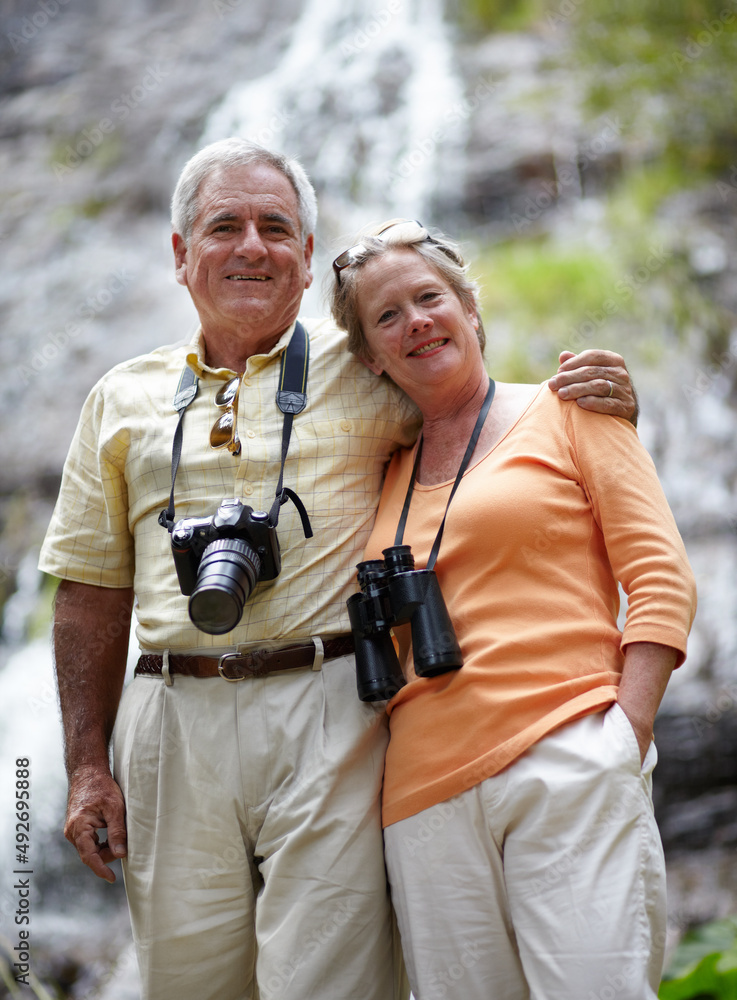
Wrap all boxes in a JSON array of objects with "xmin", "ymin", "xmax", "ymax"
[{"xmin": 39, "ymin": 319, "xmax": 419, "ymax": 653}]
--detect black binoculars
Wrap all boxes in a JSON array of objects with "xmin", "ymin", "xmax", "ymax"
[{"xmin": 346, "ymin": 544, "xmax": 463, "ymax": 702}]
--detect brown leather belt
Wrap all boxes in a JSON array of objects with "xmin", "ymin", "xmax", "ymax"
[{"xmin": 134, "ymin": 635, "xmax": 355, "ymax": 682}]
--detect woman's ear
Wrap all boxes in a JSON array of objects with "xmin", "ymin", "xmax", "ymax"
[{"xmin": 358, "ymin": 354, "xmax": 384, "ymax": 377}]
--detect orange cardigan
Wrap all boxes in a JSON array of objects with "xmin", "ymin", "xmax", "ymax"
[{"xmin": 364, "ymin": 385, "xmax": 697, "ymax": 827}]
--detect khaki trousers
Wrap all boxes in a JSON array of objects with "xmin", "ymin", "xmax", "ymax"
[
  {"xmin": 384, "ymin": 704, "xmax": 667, "ymax": 1000},
  {"xmin": 113, "ymin": 654, "xmax": 405, "ymax": 1000}
]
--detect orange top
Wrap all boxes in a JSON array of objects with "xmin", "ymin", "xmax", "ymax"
[{"xmin": 364, "ymin": 385, "xmax": 697, "ymax": 827}]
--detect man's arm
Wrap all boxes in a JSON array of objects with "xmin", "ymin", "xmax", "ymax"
[
  {"xmin": 53, "ymin": 580, "xmax": 134, "ymax": 883},
  {"xmin": 547, "ymin": 349, "xmax": 639, "ymax": 425}
]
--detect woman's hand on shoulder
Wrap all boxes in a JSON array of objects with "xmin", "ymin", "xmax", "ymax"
[{"xmin": 548, "ymin": 350, "xmax": 639, "ymax": 425}]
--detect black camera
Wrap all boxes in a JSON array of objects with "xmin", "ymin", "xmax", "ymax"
[
  {"xmin": 170, "ymin": 498, "xmax": 281, "ymax": 635},
  {"xmin": 346, "ymin": 544, "xmax": 463, "ymax": 702}
]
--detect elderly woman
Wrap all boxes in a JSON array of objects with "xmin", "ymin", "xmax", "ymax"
[{"xmin": 329, "ymin": 221, "xmax": 697, "ymax": 1000}]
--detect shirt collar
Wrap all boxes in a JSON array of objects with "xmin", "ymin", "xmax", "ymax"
[{"xmin": 185, "ymin": 322, "xmax": 297, "ymax": 379}]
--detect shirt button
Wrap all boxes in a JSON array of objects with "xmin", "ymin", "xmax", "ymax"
[
  {"xmin": 243, "ymin": 484, "xmax": 254, "ymax": 496},
  {"xmin": 247, "ymin": 430, "xmax": 256, "ymax": 439},
  {"xmin": 242, "ymin": 379, "xmax": 251, "ymax": 387},
  {"xmin": 340, "ymin": 419, "xmax": 352, "ymax": 432}
]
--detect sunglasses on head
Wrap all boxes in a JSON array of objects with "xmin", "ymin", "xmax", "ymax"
[{"xmin": 332, "ymin": 219, "xmax": 462, "ymax": 285}]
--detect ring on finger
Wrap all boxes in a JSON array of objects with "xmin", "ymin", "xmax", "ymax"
[{"xmin": 606, "ymin": 380, "xmax": 614, "ymax": 397}]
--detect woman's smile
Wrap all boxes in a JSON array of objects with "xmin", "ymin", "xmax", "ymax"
[{"xmin": 407, "ymin": 338, "xmax": 449, "ymax": 357}]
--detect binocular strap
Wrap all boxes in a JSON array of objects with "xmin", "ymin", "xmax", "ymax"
[{"xmin": 394, "ymin": 377, "xmax": 495, "ymax": 571}]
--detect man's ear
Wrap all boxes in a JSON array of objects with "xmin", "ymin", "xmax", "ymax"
[
  {"xmin": 172, "ymin": 233, "xmax": 187, "ymax": 287},
  {"xmin": 303, "ymin": 233, "xmax": 314, "ymax": 290},
  {"xmin": 357, "ymin": 353, "xmax": 384, "ymax": 377}
]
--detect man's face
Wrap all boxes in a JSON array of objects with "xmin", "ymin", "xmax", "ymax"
[{"xmin": 173, "ymin": 162, "xmax": 314, "ymax": 353}]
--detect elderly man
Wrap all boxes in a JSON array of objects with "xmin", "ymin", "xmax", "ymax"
[{"xmin": 40, "ymin": 137, "xmax": 636, "ymax": 1000}]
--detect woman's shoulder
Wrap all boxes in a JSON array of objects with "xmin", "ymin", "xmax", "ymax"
[
  {"xmin": 493, "ymin": 380, "xmax": 542, "ymax": 407},
  {"xmin": 490, "ymin": 380, "xmax": 546, "ymax": 431}
]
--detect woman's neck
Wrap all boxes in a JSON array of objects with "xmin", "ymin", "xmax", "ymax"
[
  {"xmin": 415, "ymin": 379, "xmax": 541, "ymax": 486},
  {"xmin": 415, "ymin": 372, "xmax": 492, "ymax": 484}
]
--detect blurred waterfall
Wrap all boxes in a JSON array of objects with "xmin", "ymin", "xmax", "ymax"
[{"xmin": 203, "ymin": 0, "xmax": 467, "ymax": 307}]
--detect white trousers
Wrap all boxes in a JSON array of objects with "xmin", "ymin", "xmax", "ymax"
[
  {"xmin": 384, "ymin": 704, "xmax": 667, "ymax": 1000},
  {"xmin": 113, "ymin": 655, "xmax": 406, "ymax": 1000}
]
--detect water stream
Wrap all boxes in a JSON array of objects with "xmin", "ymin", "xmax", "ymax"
[{"xmin": 203, "ymin": 0, "xmax": 467, "ymax": 308}]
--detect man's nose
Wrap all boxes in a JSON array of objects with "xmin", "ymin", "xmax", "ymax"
[{"xmin": 235, "ymin": 223, "xmax": 268, "ymax": 259}]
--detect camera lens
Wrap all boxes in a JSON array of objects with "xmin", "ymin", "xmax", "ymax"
[{"xmin": 188, "ymin": 538, "xmax": 262, "ymax": 634}]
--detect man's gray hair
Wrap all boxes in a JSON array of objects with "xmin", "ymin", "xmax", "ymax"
[{"xmin": 170, "ymin": 137, "xmax": 318, "ymax": 246}]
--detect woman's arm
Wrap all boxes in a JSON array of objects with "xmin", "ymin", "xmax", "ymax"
[{"xmin": 617, "ymin": 640, "xmax": 678, "ymax": 763}]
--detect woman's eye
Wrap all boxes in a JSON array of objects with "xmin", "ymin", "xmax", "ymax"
[{"xmin": 378, "ymin": 310, "xmax": 394, "ymax": 324}]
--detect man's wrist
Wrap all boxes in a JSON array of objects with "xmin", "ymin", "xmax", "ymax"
[{"xmin": 67, "ymin": 758, "xmax": 114, "ymax": 785}]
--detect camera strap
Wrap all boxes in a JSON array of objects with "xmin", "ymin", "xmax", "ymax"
[
  {"xmin": 394, "ymin": 377, "xmax": 495, "ymax": 571},
  {"xmin": 158, "ymin": 322, "xmax": 312, "ymax": 538}
]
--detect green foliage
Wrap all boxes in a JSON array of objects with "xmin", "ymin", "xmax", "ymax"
[
  {"xmin": 448, "ymin": 0, "xmax": 548, "ymax": 33},
  {"xmin": 606, "ymin": 160, "xmax": 707, "ymax": 224},
  {"xmin": 451, "ymin": 0, "xmax": 737, "ymax": 173},
  {"xmin": 659, "ymin": 916, "xmax": 737, "ymax": 999},
  {"xmin": 473, "ymin": 218, "xmax": 680, "ymax": 382},
  {"xmin": 568, "ymin": 0, "xmax": 737, "ymax": 174},
  {"xmin": 452, "ymin": 0, "xmax": 737, "ymax": 385},
  {"xmin": 475, "ymin": 239, "xmax": 621, "ymax": 380}
]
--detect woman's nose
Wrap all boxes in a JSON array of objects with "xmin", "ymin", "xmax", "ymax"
[{"xmin": 407, "ymin": 310, "xmax": 433, "ymax": 335}]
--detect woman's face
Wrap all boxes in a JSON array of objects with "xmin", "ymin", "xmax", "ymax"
[{"xmin": 354, "ymin": 249, "xmax": 482, "ymax": 398}]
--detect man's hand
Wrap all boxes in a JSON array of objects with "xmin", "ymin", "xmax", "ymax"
[
  {"xmin": 548, "ymin": 350, "xmax": 639, "ymax": 425},
  {"xmin": 64, "ymin": 765, "xmax": 127, "ymax": 883}
]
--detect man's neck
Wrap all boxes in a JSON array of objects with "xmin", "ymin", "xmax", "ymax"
[{"xmin": 200, "ymin": 323, "xmax": 293, "ymax": 373}]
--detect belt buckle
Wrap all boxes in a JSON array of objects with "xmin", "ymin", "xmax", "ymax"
[{"xmin": 217, "ymin": 652, "xmax": 253, "ymax": 682}]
